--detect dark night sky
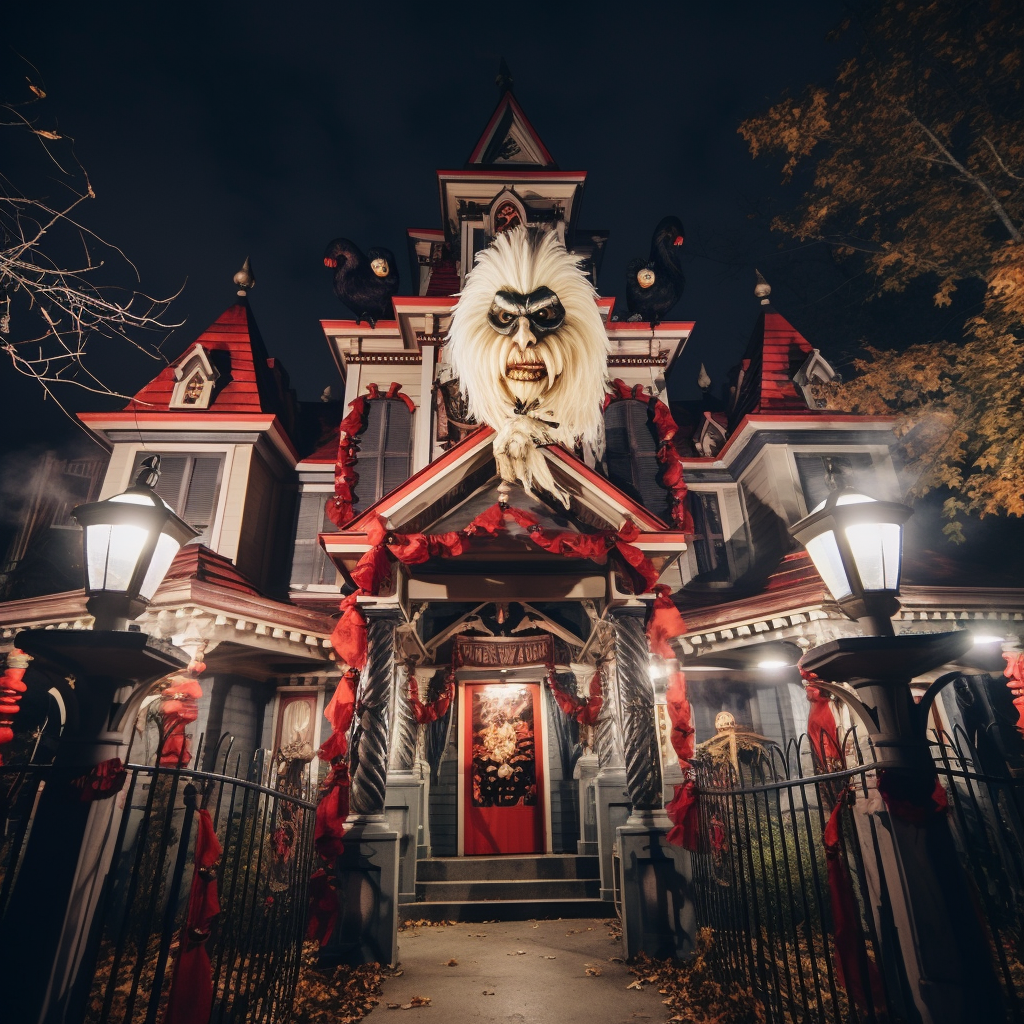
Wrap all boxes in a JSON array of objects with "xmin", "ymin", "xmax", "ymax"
[{"xmin": 3, "ymin": 0, "xmax": 859, "ymax": 449}]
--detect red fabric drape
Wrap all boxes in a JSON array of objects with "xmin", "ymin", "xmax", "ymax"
[
  {"xmin": 0, "ymin": 649, "xmax": 31, "ymax": 765},
  {"xmin": 306, "ymin": 868, "xmax": 340, "ymax": 948},
  {"xmin": 665, "ymin": 672, "xmax": 695, "ymax": 764},
  {"xmin": 824, "ymin": 799, "xmax": 885, "ymax": 1010},
  {"xmin": 164, "ymin": 808, "xmax": 221, "ymax": 1024},
  {"xmin": 69, "ymin": 757, "xmax": 127, "ymax": 802},
  {"xmin": 545, "ymin": 668, "xmax": 604, "ymax": 727},
  {"xmin": 876, "ymin": 770, "xmax": 949, "ymax": 824},
  {"xmin": 409, "ymin": 675, "xmax": 455, "ymax": 724},
  {"xmin": 647, "ymin": 586, "xmax": 687, "ymax": 659},
  {"xmin": 665, "ymin": 780, "xmax": 699, "ymax": 849},
  {"xmin": 1004, "ymin": 651, "xmax": 1024, "ymax": 732},
  {"xmin": 805, "ymin": 683, "xmax": 844, "ymax": 774},
  {"xmin": 158, "ymin": 677, "xmax": 203, "ymax": 768}
]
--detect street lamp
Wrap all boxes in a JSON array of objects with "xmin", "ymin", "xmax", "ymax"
[
  {"xmin": 789, "ymin": 488, "xmax": 912, "ymax": 636},
  {"xmin": 790, "ymin": 489, "xmax": 1002, "ymax": 1024},
  {"xmin": 73, "ymin": 456, "xmax": 197, "ymax": 630}
]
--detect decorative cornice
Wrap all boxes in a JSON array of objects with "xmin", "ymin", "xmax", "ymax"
[
  {"xmin": 607, "ymin": 355, "xmax": 668, "ymax": 367},
  {"xmin": 345, "ymin": 353, "xmax": 424, "ymax": 365}
]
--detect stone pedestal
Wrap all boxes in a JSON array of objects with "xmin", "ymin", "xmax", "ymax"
[
  {"xmin": 617, "ymin": 818, "xmax": 695, "ymax": 961},
  {"xmin": 595, "ymin": 768, "xmax": 631, "ymax": 901},
  {"xmin": 575, "ymin": 751, "xmax": 599, "ymax": 856},
  {"xmin": 321, "ymin": 816, "xmax": 400, "ymax": 967},
  {"xmin": 385, "ymin": 772, "xmax": 423, "ymax": 905}
]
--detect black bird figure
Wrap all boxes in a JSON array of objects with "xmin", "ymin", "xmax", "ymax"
[
  {"xmin": 323, "ymin": 238, "xmax": 400, "ymax": 327},
  {"xmin": 625, "ymin": 216, "xmax": 685, "ymax": 326}
]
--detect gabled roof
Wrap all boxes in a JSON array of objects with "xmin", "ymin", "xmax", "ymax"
[
  {"xmin": 321, "ymin": 428, "xmax": 687, "ymax": 593},
  {"xmin": 123, "ymin": 300, "xmax": 283, "ymax": 416},
  {"xmin": 466, "ymin": 91, "xmax": 556, "ymax": 169},
  {"xmin": 728, "ymin": 305, "xmax": 816, "ymax": 430}
]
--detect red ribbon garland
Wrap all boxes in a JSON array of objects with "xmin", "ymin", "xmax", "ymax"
[
  {"xmin": 158, "ymin": 671, "xmax": 204, "ymax": 768},
  {"xmin": 409, "ymin": 673, "xmax": 455, "ymax": 724},
  {"xmin": 329, "ymin": 505, "xmax": 663, "ymax": 671},
  {"xmin": 0, "ymin": 649, "xmax": 30, "ymax": 765},
  {"xmin": 165, "ymin": 807, "xmax": 221, "ymax": 1024},
  {"xmin": 545, "ymin": 666, "xmax": 604, "ymax": 727},
  {"xmin": 326, "ymin": 383, "xmax": 417, "ymax": 528},
  {"xmin": 1004, "ymin": 651, "xmax": 1024, "ymax": 733},
  {"xmin": 604, "ymin": 380, "xmax": 694, "ymax": 533}
]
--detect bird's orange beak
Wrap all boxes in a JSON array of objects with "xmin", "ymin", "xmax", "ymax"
[
  {"xmin": 673, "ymin": 235, "xmax": 684, "ymax": 246},
  {"xmin": 324, "ymin": 257, "xmax": 337, "ymax": 268}
]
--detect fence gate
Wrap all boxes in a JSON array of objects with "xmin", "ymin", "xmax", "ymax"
[
  {"xmin": 691, "ymin": 731, "xmax": 1024, "ymax": 1024},
  {"xmin": 0, "ymin": 739, "xmax": 317, "ymax": 1024}
]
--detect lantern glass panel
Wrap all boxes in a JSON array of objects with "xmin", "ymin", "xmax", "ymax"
[
  {"xmin": 804, "ymin": 530, "xmax": 852, "ymax": 600},
  {"xmin": 103, "ymin": 524, "xmax": 150, "ymax": 591},
  {"xmin": 845, "ymin": 522, "xmax": 901, "ymax": 591},
  {"xmin": 139, "ymin": 532, "xmax": 181, "ymax": 600},
  {"xmin": 85, "ymin": 523, "xmax": 112, "ymax": 591}
]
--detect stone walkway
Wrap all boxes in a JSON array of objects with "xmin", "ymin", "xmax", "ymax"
[{"xmin": 365, "ymin": 918, "xmax": 667, "ymax": 1023}]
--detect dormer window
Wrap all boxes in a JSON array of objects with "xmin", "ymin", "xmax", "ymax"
[
  {"xmin": 793, "ymin": 349, "xmax": 841, "ymax": 410},
  {"xmin": 170, "ymin": 344, "xmax": 220, "ymax": 409},
  {"xmin": 487, "ymin": 190, "xmax": 527, "ymax": 237}
]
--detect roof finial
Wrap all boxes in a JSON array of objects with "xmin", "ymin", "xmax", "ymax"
[
  {"xmin": 496, "ymin": 58, "xmax": 514, "ymax": 94},
  {"xmin": 234, "ymin": 256, "xmax": 255, "ymax": 297},
  {"xmin": 754, "ymin": 269, "xmax": 771, "ymax": 305},
  {"xmin": 697, "ymin": 363, "xmax": 712, "ymax": 392}
]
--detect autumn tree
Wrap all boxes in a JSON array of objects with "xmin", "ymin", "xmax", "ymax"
[
  {"xmin": 739, "ymin": 0, "xmax": 1023, "ymax": 539},
  {"xmin": 1, "ymin": 72, "xmax": 179, "ymax": 420}
]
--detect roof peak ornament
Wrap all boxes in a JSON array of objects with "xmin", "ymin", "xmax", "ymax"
[
  {"xmin": 496, "ymin": 58, "xmax": 514, "ymax": 94},
  {"xmin": 754, "ymin": 269, "xmax": 771, "ymax": 305},
  {"xmin": 234, "ymin": 256, "xmax": 255, "ymax": 297}
]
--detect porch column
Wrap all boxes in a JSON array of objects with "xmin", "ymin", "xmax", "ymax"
[
  {"xmin": 609, "ymin": 605, "xmax": 695, "ymax": 961},
  {"xmin": 386, "ymin": 661, "xmax": 423, "ymax": 906},
  {"xmin": 324, "ymin": 608, "xmax": 401, "ymax": 967},
  {"xmin": 594, "ymin": 658, "xmax": 629, "ymax": 901}
]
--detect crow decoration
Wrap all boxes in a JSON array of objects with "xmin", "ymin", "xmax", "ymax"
[
  {"xmin": 625, "ymin": 216, "xmax": 685, "ymax": 326},
  {"xmin": 323, "ymin": 238, "xmax": 400, "ymax": 327}
]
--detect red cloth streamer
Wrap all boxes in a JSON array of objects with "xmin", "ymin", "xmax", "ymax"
[
  {"xmin": 804, "ymin": 680, "xmax": 844, "ymax": 775},
  {"xmin": 545, "ymin": 667, "xmax": 604, "ymax": 727},
  {"xmin": 409, "ymin": 675, "xmax": 454, "ymax": 724},
  {"xmin": 665, "ymin": 672, "xmax": 695, "ymax": 764},
  {"xmin": 824, "ymin": 799, "xmax": 885, "ymax": 1011},
  {"xmin": 665, "ymin": 780, "xmax": 700, "ymax": 849},
  {"xmin": 1004, "ymin": 651, "xmax": 1024, "ymax": 732},
  {"xmin": 647, "ymin": 586, "xmax": 687, "ymax": 659},
  {"xmin": 306, "ymin": 868, "xmax": 340, "ymax": 948},
  {"xmin": 164, "ymin": 808, "xmax": 221, "ymax": 1024},
  {"xmin": 158, "ymin": 677, "xmax": 203, "ymax": 768},
  {"xmin": 318, "ymin": 668, "xmax": 358, "ymax": 763},
  {"xmin": 313, "ymin": 761, "xmax": 350, "ymax": 867},
  {"xmin": 0, "ymin": 649, "xmax": 31, "ymax": 765},
  {"xmin": 69, "ymin": 757, "xmax": 127, "ymax": 802}
]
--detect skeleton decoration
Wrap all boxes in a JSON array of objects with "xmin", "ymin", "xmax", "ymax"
[{"xmin": 447, "ymin": 227, "xmax": 608, "ymax": 506}]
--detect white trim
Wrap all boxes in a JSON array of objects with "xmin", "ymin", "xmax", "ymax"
[{"xmin": 170, "ymin": 344, "xmax": 220, "ymax": 409}]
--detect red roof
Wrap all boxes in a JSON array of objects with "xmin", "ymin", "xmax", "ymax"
[
  {"xmin": 160, "ymin": 544, "xmax": 262, "ymax": 598},
  {"xmin": 425, "ymin": 260, "xmax": 461, "ymax": 297},
  {"xmin": 124, "ymin": 300, "xmax": 283, "ymax": 416},
  {"xmin": 729, "ymin": 307, "xmax": 815, "ymax": 428}
]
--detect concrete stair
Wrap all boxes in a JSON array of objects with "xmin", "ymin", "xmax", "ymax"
[{"xmin": 409, "ymin": 854, "xmax": 606, "ymax": 922}]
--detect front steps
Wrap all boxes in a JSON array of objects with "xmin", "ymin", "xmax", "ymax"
[{"xmin": 409, "ymin": 854, "xmax": 606, "ymax": 922}]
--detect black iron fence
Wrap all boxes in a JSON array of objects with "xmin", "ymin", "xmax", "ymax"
[
  {"xmin": 691, "ymin": 730, "xmax": 1024, "ymax": 1024},
  {"xmin": 0, "ymin": 739, "xmax": 317, "ymax": 1024}
]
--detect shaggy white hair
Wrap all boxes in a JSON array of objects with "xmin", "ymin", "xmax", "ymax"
[{"xmin": 447, "ymin": 227, "xmax": 609, "ymax": 504}]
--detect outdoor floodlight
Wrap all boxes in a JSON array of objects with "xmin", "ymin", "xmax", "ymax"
[
  {"xmin": 73, "ymin": 456, "xmax": 198, "ymax": 630},
  {"xmin": 790, "ymin": 488, "xmax": 912, "ymax": 636}
]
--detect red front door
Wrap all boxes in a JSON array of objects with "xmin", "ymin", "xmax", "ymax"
[{"xmin": 463, "ymin": 682, "xmax": 545, "ymax": 855}]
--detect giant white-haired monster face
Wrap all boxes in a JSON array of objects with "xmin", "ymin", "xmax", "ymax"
[{"xmin": 447, "ymin": 228, "xmax": 609, "ymax": 504}]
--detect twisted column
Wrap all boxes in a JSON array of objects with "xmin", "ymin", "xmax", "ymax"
[
  {"xmin": 389, "ymin": 664, "xmax": 419, "ymax": 774},
  {"xmin": 611, "ymin": 608, "xmax": 663, "ymax": 811},
  {"xmin": 349, "ymin": 612, "xmax": 398, "ymax": 816},
  {"xmin": 595, "ymin": 660, "xmax": 625, "ymax": 769}
]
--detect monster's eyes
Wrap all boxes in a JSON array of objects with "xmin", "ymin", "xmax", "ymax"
[
  {"xmin": 497, "ymin": 310, "xmax": 515, "ymax": 324},
  {"xmin": 536, "ymin": 308, "xmax": 553, "ymax": 320}
]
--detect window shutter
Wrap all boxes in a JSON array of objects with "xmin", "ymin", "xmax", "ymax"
[
  {"xmin": 291, "ymin": 492, "xmax": 327, "ymax": 586},
  {"xmin": 181, "ymin": 457, "xmax": 223, "ymax": 543},
  {"xmin": 688, "ymin": 492, "xmax": 729, "ymax": 580},
  {"xmin": 142, "ymin": 455, "xmax": 188, "ymax": 512},
  {"xmin": 381, "ymin": 402, "xmax": 413, "ymax": 497},
  {"xmin": 352, "ymin": 402, "xmax": 386, "ymax": 514}
]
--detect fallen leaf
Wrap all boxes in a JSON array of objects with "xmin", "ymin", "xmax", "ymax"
[
  {"xmin": 387, "ymin": 1003, "xmax": 400, "ymax": 1010},
  {"xmin": 540, "ymin": 955, "xmax": 556, "ymax": 959},
  {"xmin": 482, "ymin": 990, "xmax": 495, "ymax": 996},
  {"xmin": 585, "ymin": 965, "xmax": 602, "ymax": 977},
  {"xmin": 627, "ymin": 980, "xmax": 644, "ymax": 990},
  {"xmin": 409, "ymin": 996, "xmax": 431, "ymax": 1007},
  {"xmin": 507, "ymin": 950, "xmax": 526, "ymax": 956},
  {"xmin": 608, "ymin": 956, "xmax": 624, "ymax": 963},
  {"xmin": 442, "ymin": 959, "xmax": 458, "ymax": 967}
]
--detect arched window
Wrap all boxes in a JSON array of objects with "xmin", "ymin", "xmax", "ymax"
[
  {"xmin": 603, "ymin": 399, "xmax": 672, "ymax": 522},
  {"xmin": 352, "ymin": 396, "xmax": 414, "ymax": 513}
]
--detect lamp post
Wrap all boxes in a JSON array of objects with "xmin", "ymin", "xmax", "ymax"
[
  {"xmin": 791, "ymin": 489, "xmax": 1002, "ymax": 1024},
  {"xmin": 0, "ymin": 456, "xmax": 194, "ymax": 1024}
]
